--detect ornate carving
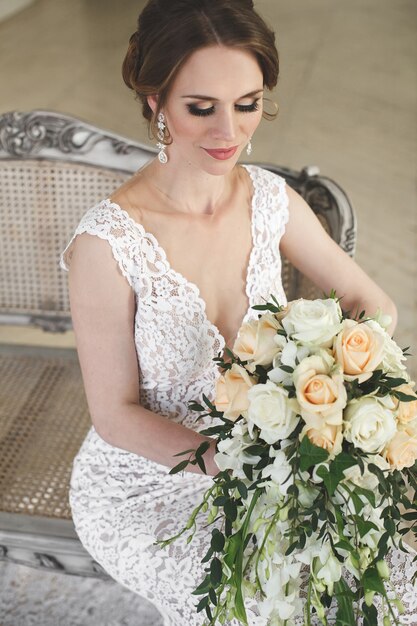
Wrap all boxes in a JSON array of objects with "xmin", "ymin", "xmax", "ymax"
[
  {"xmin": 34, "ymin": 552, "xmax": 64, "ymax": 570},
  {"xmin": 0, "ymin": 111, "xmax": 145, "ymax": 159}
]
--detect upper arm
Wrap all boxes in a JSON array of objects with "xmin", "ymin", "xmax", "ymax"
[
  {"xmin": 67, "ymin": 233, "xmax": 139, "ymax": 438},
  {"xmin": 280, "ymin": 185, "xmax": 397, "ymax": 323}
]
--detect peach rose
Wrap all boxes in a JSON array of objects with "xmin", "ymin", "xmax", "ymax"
[
  {"xmin": 293, "ymin": 351, "xmax": 347, "ymax": 423},
  {"xmin": 333, "ymin": 319, "xmax": 385, "ymax": 383},
  {"xmin": 301, "ymin": 422, "xmax": 343, "ymax": 455},
  {"xmin": 233, "ymin": 312, "xmax": 282, "ymax": 367},
  {"xmin": 214, "ymin": 364, "xmax": 255, "ymax": 421},
  {"xmin": 384, "ymin": 425, "xmax": 417, "ymax": 470},
  {"xmin": 393, "ymin": 384, "xmax": 417, "ymax": 425}
]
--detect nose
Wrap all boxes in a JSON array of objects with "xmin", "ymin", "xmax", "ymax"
[{"xmin": 212, "ymin": 107, "xmax": 237, "ymax": 143}]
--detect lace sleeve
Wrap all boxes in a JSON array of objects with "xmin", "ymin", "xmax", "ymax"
[{"xmin": 59, "ymin": 202, "xmax": 135, "ymax": 289}]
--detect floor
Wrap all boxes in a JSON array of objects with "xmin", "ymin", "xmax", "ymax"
[{"xmin": 0, "ymin": 0, "xmax": 416, "ymax": 624}]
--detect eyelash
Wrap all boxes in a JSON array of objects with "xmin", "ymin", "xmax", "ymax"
[{"xmin": 186, "ymin": 100, "xmax": 260, "ymax": 117}]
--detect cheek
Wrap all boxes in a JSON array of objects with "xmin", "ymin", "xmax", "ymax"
[{"xmin": 167, "ymin": 110, "xmax": 204, "ymax": 142}]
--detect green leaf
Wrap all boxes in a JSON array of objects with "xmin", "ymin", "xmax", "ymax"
[
  {"xmin": 354, "ymin": 516, "xmax": 379, "ymax": 538},
  {"xmin": 394, "ymin": 390, "xmax": 417, "ymax": 402},
  {"xmin": 362, "ymin": 567, "xmax": 386, "ymax": 594},
  {"xmin": 334, "ymin": 579, "xmax": 356, "ymax": 626},
  {"xmin": 353, "ymin": 486, "xmax": 376, "ymax": 508},
  {"xmin": 213, "ymin": 495, "xmax": 228, "ymax": 506},
  {"xmin": 279, "ymin": 364, "xmax": 294, "ymax": 374},
  {"xmin": 172, "ymin": 448, "xmax": 196, "ymax": 457},
  {"xmin": 334, "ymin": 540, "xmax": 355, "ymax": 554},
  {"xmin": 209, "ymin": 587, "xmax": 218, "ymax": 606},
  {"xmin": 244, "ymin": 444, "xmax": 266, "ymax": 456},
  {"xmin": 368, "ymin": 463, "xmax": 387, "ymax": 489},
  {"xmin": 318, "ymin": 452, "xmax": 358, "ymax": 496},
  {"xmin": 242, "ymin": 464, "xmax": 253, "ymax": 481},
  {"xmin": 210, "ymin": 557, "xmax": 222, "ymax": 586},
  {"xmin": 195, "ymin": 455, "xmax": 207, "ymax": 474},
  {"xmin": 192, "ymin": 574, "xmax": 211, "ymax": 595},
  {"xmin": 384, "ymin": 516, "xmax": 396, "ymax": 535},
  {"xmin": 350, "ymin": 490, "xmax": 365, "ymax": 515},
  {"xmin": 201, "ymin": 547, "xmax": 214, "ymax": 564},
  {"xmin": 202, "ymin": 394, "xmax": 216, "ymax": 410},
  {"xmin": 236, "ymin": 481, "xmax": 248, "ymax": 500},
  {"xmin": 299, "ymin": 436, "xmax": 329, "ymax": 472},
  {"xmin": 187, "ymin": 400, "xmax": 205, "ymax": 411},
  {"xmin": 169, "ymin": 459, "xmax": 189, "ymax": 474},
  {"xmin": 224, "ymin": 499, "xmax": 238, "ymax": 522},
  {"xmin": 211, "ymin": 529, "xmax": 226, "ymax": 552},
  {"xmin": 362, "ymin": 602, "xmax": 378, "ymax": 626},
  {"xmin": 331, "ymin": 452, "xmax": 358, "ymax": 475},
  {"xmin": 196, "ymin": 595, "xmax": 209, "ymax": 613}
]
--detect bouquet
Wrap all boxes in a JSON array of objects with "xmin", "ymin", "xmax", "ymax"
[{"xmin": 158, "ymin": 294, "xmax": 417, "ymax": 625}]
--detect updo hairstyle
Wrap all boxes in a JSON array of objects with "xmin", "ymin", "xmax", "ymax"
[{"xmin": 122, "ymin": 0, "xmax": 279, "ymax": 143}]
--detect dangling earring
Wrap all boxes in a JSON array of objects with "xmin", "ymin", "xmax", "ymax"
[
  {"xmin": 156, "ymin": 112, "xmax": 168, "ymax": 164},
  {"xmin": 246, "ymin": 137, "xmax": 252, "ymax": 156}
]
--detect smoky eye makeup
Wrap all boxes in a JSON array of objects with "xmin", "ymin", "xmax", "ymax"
[{"xmin": 186, "ymin": 99, "xmax": 261, "ymax": 117}]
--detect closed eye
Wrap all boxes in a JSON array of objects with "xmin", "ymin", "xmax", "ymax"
[{"xmin": 186, "ymin": 99, "xmax": 261, "ymax": 117}]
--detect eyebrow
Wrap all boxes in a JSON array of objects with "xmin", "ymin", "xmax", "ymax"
[{"xmin": 181, "ymin": 89, "xmax": 264, "ymax": 101}]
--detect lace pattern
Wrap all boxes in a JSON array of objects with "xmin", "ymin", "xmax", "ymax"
[{"xmin": 60, "ymin": 164, "xmax": 417, "ymax": 625}]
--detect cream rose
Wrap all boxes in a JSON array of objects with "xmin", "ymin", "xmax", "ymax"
[
  {"xmin": 301, "ymin": 422, "xmax": 343, "ymax": 456},
  {"xmin": 334, "ymin": 319, "xmax": 385, "ymax": 383},
  {"xmin": 214, "ymin": 364, "xmax": 255, "ymax": 421},
  {"xmin": 233, "ymin": 312, "xmax": 282, "ymax": 367},
  {"xmin": 293, "ymin": 351, "xmax": 347, "ymax": 422},
  {"xmin": 344, "ymin": 397, "xmax": 397, "ymax": 453},
  {"xmin": 247, "ymin": 381, "xmax": 300, "ymax": 444},
  {"xmin": 393, "ymin": 384, "xmax": 417, "ymax": 425},
  {"xmin": 281, "ymin": 298, "xmax": 343, "ymax": 347},
  {"xmin": 383, "ymin": 424, "xmax": 417, "ymax": 470}
]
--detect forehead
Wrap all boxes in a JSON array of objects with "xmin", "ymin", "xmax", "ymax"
[{"xmin": 170, "ymin": 45, "xmax": 263, "ymax": 98}]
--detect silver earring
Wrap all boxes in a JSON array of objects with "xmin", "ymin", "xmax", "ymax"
[
  {"xmin": 246, "ymin": 137, "xmax": 252, "ymax": 156},
  {"xmin": 156, "ymin": 112, "xmax": 168, "ymax": 164}
]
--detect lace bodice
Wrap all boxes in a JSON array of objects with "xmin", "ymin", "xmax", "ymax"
[{"xmin": 60, "ymin": 164, "xmax": 289, "ymax": 431}]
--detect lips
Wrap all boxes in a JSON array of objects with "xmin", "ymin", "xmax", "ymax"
[{"xmin": 203, "ymin": 146, "xmax": 238, "ymax": 160}]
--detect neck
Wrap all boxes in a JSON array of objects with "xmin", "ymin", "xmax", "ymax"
[{"xmin": 140, "ymin": 155, "xmax": 236, "ymax": 216}]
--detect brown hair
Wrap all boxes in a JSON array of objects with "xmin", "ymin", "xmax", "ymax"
[{"xmin": 122, "ymin": 0, "xmax": 279, "ymax": 142}]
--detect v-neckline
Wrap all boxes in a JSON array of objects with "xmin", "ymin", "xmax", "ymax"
[{"xmin": 105, "ymin": 163, "xmax": 258, "ymax": 351}]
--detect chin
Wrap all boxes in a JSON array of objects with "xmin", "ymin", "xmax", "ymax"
[{"xmin": 199, "ymin": 154, "xmax": 242, "ymax": 176}]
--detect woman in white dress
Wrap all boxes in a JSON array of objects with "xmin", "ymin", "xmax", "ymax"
[{"xmin": 60, "ymin": 0, "xmax": 417, "ymax": 623}]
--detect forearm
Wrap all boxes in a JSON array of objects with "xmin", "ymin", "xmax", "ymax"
[
  {"xmin": 93, "ymin": 403, "xmax": 219, "ymax": 476},
  {"xmin": 342, "ymin": 291, "xmax": 398, "ymax": 336}
]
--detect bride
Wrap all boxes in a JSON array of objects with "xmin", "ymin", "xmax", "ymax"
[{"xmin": 60, "ymin": 0, "xmax": 417, "ymax": 623}]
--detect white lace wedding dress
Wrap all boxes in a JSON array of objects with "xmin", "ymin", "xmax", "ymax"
[{"xmin": 60, "ymin": 165, "xmax": 417, "ymax": 625}]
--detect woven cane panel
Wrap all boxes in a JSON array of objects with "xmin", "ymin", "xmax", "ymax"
[
  {"xmin": 0, "ymin": 349, "xmax": 90, "ymax": 519},
  {"xmin": 0, "ymin": 160, "xmax": 130, "ymax": 318}
]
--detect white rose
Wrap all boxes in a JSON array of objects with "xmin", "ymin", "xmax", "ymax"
[
  {"xmin": 344, "ymin": 397, "xmax": 397, "ymax": 453},
  {"xmin": 343, "ymin": 454, "xmax": 390, "ymax": 491},
  {"xmin": 247, "ymin": 381, "xmax": 300, "ymax": 444},
  {"xmin": 282, "ymin": 298, "xmax": 343, "ymax": 348},
  {"xmin": 366, "ymin": 319, "xmax": 407, "ymax": 376}
]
